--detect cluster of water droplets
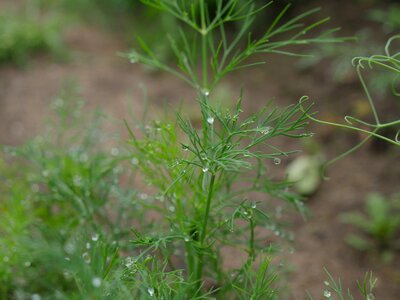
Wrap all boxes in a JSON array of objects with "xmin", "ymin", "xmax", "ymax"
[
  {"xmin": 323, "ymin": 289, "xmax": 331, "ymax": 298},
  {"xmin": 260, "ymin": 126, "xmax": 273, "ymax": 135}
]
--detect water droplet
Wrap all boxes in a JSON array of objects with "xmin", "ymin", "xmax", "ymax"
[
  {"xmin": 273, "ymin": 158, "xmax": 281, "ymax": 165},
  {"xmin": 147, "ymin": 287, "xmax": 155, "ymax": 297},
  {"xmin": 367, "ymin": 293, "xmax": 375, "ymax": 300},
  {"xmin": 184, "ymin": 236, "xmax": 190, "ymax": 242},
  {"xmin": 202, "ymin": 167, "xmax": 209, "ymax": 173},
  {"xmin": 82, "ymin": 252, "xmax": 91, "ymax": 264},
  {"xmin": 64, "ymin": 257, "xmax": 70, "ymax": 261},
  {"xmin": 111, "ymin": 147, "xmax": 119, "ymax": 156},
  {"xmin": 31, "ymin": 294, "xmax": 41, "ymax": 300},
  {"xmin": 261, "ymin": 126, "xmax": 273, "ymax": 135},
  {"xmin": 63, "ymin": 271, "xmax": 72, "ymax": 280},
  {"xmin": 91, "ymin": 233, "xmax": 99, "ymax": 242},
  {"xmin": 207, "ymin": 117, "xmax": 214, "ymax": 125},
  {"xmin": 125, "ymin": 257, "xmax": 136, "ymax": 268},
  {"xmin": 324, "ymin": 281, "xmax": 330, "ymax": 286},
  {"xmin": 251, "ymin": 203, "xmax": 257, "ymax": 209},
  {"xmin": 131, "ymin": 157, "xmax": 139, "ymax": 165},
  {"xmin": 92, "ymin": 277, "xmax": 102, "ymax": 288},
  {"xmin": 86, "ymin": 242, "xmax": 91, "ymax": 250},
  {"xmin": 323, "ymin": 290, "xmax": 331, "ymax": 298},
  {"xmin": 169, "ymin": 206, "xmax": 175, "ymax": 212},
  {"xmin": 203, "ymin": 89, "xmax": 210, "ymax": 97},
  {"xmin": 182, "ymin": 144, "xmax": 189, "ymax": 151},
  {"xmin": 24, "ymin": 261, "xmax": 31, "ymax": 267}
]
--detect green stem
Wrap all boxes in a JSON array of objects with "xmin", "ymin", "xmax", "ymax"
[
  {"xmin": 200, "ymin": 0, "xmax": 208, "ymax": 90},
  {"xmin": 195, "ymin": 173, "xmax": 216, "ymax": 291},
  {"xmin": 200, "ymin": 174, "xmax": 216, "ymax": 244},
  {"xmin": 249, "ymin": 218, "xmax": 255, "ymax": 261}
]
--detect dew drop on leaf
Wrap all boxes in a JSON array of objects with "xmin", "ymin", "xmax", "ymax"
[
  {"xmin": 367, "ymin": 293, "xmax": 375, "ymax": 300},
  {"xmin": 148, "ymin": 287, "xmax": 155, "ymax": 297},
  {"xmin": 82, "ymin": 252, "xmax": 91, "ymax": 264},
  {"xmin": 323, "ymin": 290, "xmax": 331, "ymax": 298},
  {"xmin": 91, "ymin": 233, "xmax": 99, "ymax": 242},
  {"xmin": 92, "ymin": 277, "xmax": 102, "ymax": 288},
  {"xmin": 31, "ymin": 294, "xmax": 41, "ymax": 300},
  {"xmin": 273, "ymin": 158, "xmax": 281, "ymax": 165}
]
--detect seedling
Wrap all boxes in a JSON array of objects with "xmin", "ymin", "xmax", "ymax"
[{"xmin": 340, "ymin": 193, "xmax": 400, "ymax": 259}]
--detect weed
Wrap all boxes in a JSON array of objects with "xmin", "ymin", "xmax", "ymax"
[{"xmin": 340, "ymin": 193, "xmax": 400, "ymax": 260}]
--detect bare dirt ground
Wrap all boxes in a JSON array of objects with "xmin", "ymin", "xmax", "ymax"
[{"xmin": 1, "ymin": 2, "xmax": 399, "ymax": 299}]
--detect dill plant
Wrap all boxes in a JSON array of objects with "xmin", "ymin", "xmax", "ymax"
[{"xmin": 124, "ymin": 0, "xmax": 346, "ymax": 297}]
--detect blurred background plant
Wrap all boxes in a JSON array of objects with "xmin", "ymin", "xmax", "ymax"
[
  {"xmin": 0, "ymin": 1, "xmax": 66, "ymax": 66},
  {"xmin": 340, "ymin": 193, "xmax": 400, "ymax": 262},
  {"xmin": 307, "ymin": 270, "xmax": 377, "ymax": 300},
  {"xmin": 0, "ymin": 80, "xmax": 142, "ymax": 299}
]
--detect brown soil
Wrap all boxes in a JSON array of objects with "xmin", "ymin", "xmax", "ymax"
[{"xmin": 1, "ymin": 2, "xmax": 399, "ymax": 299}]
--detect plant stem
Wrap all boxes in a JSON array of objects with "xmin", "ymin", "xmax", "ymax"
[
  {"xmin": 200, "ymin": 174, "xmax": 216, "ymax": 244},
  {"xmin": 199, "ymin": 0, "xmax": 208, "ymax": 90},
  {"xmin": 249, "ymin": 218, "xmax": 255, "ymax": 262},
  {"xmin": 195, "ymin": 173, "xmax": 216, "ymax": 290}
]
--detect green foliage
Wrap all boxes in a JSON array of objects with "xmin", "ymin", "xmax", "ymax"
[
  {"xmin": 340, "ymin": 193, "xmax": 400, "ymax": 255},
  {"xmin": 369, "ymin": 4, "xmax": 400, "ymax": 33},
  {"xmin": 301, "ymin": 36, "xmax": 400, "ymax": 172},
  {"xmin": 0, "ymin": 4, "xmax": 66, "ymax": 65},
  {"xmin": 2, "ymin": 0, "xmax": 389, "ymax": 298},
  {"xmin": 307, "ymin": 270, "xmax": 377, "ymax": 300},
  {"xmin": 0, "ymin": 81, "xmax": 138, "ymax": 299},
  {"xmin": 122, "ymin": 0, "xmax": 345, "ymax": 297}
]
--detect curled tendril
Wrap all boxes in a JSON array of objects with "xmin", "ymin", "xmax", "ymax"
[
  {"xmin": 385, "ymin": 35, "xmax": 400, "ymax": 57},
  {"xmin": 300, "ymin": 36, "xmax": 400, "ymax": 177}
]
